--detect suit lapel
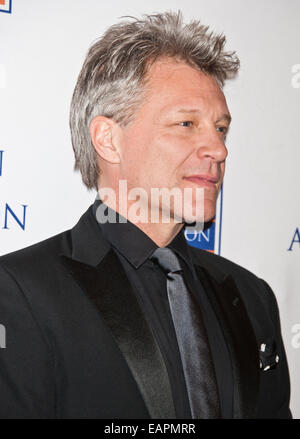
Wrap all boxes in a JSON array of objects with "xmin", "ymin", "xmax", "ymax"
[
  {"xmin": 62, "ymin": 205, "xmax": 260, "ymax": 418},
  {"xmin": 195, "ymin": 264, "xmax": 260, "ymax": 419},
  {"xmin": 60, "ymin": 207, "xmax": 176, "ymax": 418}
]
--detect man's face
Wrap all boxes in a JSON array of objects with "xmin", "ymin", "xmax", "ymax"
[{"xmin": 118, "ymin": 58, "xmax": 230, "ymax": 224}]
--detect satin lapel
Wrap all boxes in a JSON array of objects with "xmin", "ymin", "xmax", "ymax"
[
  {"xmin": 195, "ymin": 265, "xmax": 259, "ymax": 419},
  {"xmin": 61, "ymin": 249, "xmax": 176, "ymax": 419}
]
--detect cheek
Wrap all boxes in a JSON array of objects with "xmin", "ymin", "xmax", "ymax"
[
  {"xmin": 120, "ymin": 136, "xmax": 148, "ymax": 175},
  {"xmin": 153, "ymin": 133, "xmax": 194, "ymax": 168},
  {"xmin": 121, "ymin": 130, "xmax": 194, "ymax": 186}
]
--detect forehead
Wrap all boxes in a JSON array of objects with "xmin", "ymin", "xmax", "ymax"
[{"xmin": 143, "ymin": 58, "xmax": 228, "ymax": 113}]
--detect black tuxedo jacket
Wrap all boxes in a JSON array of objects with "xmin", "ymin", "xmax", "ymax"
[{"xmin": 0, "ymin": 205, "xmax": 291, "ymax": 418}]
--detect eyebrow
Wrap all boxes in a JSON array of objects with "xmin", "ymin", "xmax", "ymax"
[{"xmin": 176, "ymin": 109, "xmax": 232, "ymax": 124}]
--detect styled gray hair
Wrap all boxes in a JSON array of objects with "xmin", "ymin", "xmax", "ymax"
[{"xmin": 70, "ymin": 11, "xmax": 240, "ymax": 190}]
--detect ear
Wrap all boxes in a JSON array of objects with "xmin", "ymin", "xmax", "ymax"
[{"xmin": 89, "ymin": 116, "xmax": 121, "ymax": 164}]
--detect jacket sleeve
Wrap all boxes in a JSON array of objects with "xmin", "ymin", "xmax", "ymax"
[
  {"xmin": 261, "ymin": 279, "xmax": 292, "ymax": 419},
  {"xmin": 0, "ymin": 263, "xmax": 55, "ymax": 418}
]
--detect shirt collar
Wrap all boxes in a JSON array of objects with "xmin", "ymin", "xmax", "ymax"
[
  {"xmin": 92, "ymin": 197, "xmax": 195, "ymax": 272},
  {"xmin": 93, "ymin": 198, "xmax": 157, "ymax": 268}
]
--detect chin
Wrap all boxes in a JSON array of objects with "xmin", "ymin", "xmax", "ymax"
[
  {"xmin": 180, "ymin": 198, "xmax": 216, "ymax": 223},
  {"xmin": 203, "ymin": 205, "xmax": 217, "ymax": 223},
  {"xmin": 199, "ymin": 196, "xmax": 216, "ymax": 222}
]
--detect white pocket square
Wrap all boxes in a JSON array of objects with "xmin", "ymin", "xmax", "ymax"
[{"xmin": 259, "ymin": 342, "xmax": 280, "ymax": 371}]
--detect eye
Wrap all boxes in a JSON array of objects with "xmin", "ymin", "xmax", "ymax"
[
  {"xmin": 179, "ymin": 121, "xmax": 193, "ymax": 127},
  {"xmin": 216, "ymin": 126, "xmax": 228, "ymax": 134}
]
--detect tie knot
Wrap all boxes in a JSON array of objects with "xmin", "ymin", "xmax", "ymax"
[{"xmin": 150, "ymin": 247, "xmax": 182, "ymax": 275}]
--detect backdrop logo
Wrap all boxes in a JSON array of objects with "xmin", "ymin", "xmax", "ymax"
[
  {"xmin": 185, "ymin": 185, "xmax": 223, "ymax": 255},
  {"xmin": 2, "ymin": 204, "xmax": 28, "ymax": 230},
  {"xmin": 0, "ymin": 151, "xmax": 29, "ymax": 231},
  {"xmin": 0, "ymin": 0, "xmax": 12, "ymax": 14},
  {"xmin": 288, "ymin": 228, "xmax": 300, "ymax": 251}
]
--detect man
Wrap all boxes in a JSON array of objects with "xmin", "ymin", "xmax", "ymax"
[{"xmin": 0, "ymin": 11, "xmax": 291, "ymax": 418}]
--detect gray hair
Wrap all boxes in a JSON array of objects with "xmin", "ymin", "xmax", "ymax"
[{"xmin": 70, "ymin": 11, "xmax": 240, "ymax": 190}]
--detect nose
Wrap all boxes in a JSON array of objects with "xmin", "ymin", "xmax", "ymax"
[{"xmin": 196, "ymin": 130, "xmax": 228, "ymax": 163}]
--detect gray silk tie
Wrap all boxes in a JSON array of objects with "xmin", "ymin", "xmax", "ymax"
[{"xmin": 151, "ymin": 247, "xmax": 221, "ymax": 419}]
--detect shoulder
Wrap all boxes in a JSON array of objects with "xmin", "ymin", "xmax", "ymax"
[
  {"xmin": 188, "ymin": 246, "xmax": 277, "ymax": 317},
  {"xmin": 188, "ymin": 245, "xmax": 261, "ymax": 284},
  {"xmin": 0, "ymin": 230, "xmax": 71, "ymax": 281}
]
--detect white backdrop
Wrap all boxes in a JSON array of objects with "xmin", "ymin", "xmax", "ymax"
[{"xmin": 0, "ymin": 0, "xmax": 299, "ymax": 417}]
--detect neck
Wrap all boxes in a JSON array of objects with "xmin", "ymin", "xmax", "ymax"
[
  {"xmin": 97, "ymin": 186, "xmax": 185, "ymax": 247},
  {"xmin": 134, "ymin": 220, "xmax": 184, "ymax": 247}
]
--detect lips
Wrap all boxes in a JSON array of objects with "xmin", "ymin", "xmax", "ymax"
[{"xmin": 183, "ymin": 174, "xmax": 219, "ymax": 188}]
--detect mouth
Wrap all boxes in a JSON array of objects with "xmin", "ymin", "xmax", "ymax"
[{"xmin": 183, "ymin": 174, "xmax": 219, "ymax": 188}]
